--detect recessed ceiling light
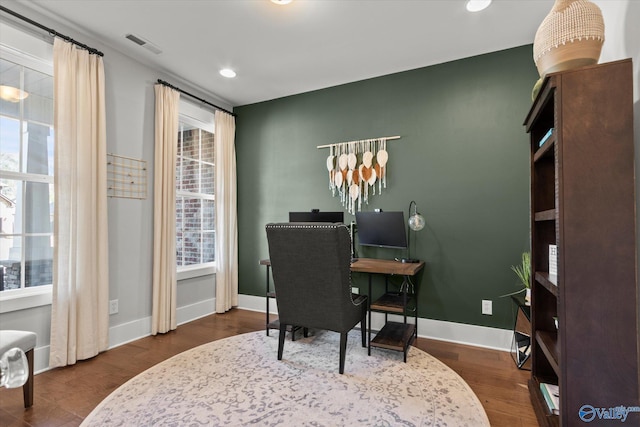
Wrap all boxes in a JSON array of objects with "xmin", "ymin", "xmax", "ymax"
[
  {"xmin": 271, "ymin": 0, "xmax": 293, "ymax": 5},
  {"xmin": 220, "ymin": 68, "xmax": 236, "ymax": 78},
  {"xmin": 466, "ymin": 0, "xmax": 492, "ymax": 12}
]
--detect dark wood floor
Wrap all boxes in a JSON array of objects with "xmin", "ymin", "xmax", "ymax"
[{"xmin": 0, "ymin": 309, "xmax": 538, "ymax": 426}]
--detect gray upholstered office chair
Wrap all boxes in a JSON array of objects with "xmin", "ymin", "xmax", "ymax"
[{"xmin": 265, "ymin": 222, "xmax": 367, "ymax": 374}]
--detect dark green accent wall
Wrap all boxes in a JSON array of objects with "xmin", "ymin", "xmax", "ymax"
[{"xmin": 235, "ymin": 45, "xmax": 538, "ymax": 330}]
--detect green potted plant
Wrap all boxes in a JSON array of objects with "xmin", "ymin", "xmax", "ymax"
[
  {"xmin": 511, "ymin": 252, "xmax": 531, "ymax": 304},
  {"xmin": 500, "ymin": 252, "xmax": 532, "ymax": 304}
]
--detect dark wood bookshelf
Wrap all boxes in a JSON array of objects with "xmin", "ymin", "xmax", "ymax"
[
  {"xmin": 533, "ymin": 209, "xmax": 556, "ymax": 222},
  {"xmin": 535, "ymin": 331, "xmax": 559, "ymax": 375},
  {"xmin": 524, "ymin": 59, "xmax": 639, "ymax": 426},
  {"xmin": 534, "ymin": 272, "xmax": 558, "ymax": 297},
  {"xmin": 533, "ymin": 133, "xmax": 555, "ymax": 162},
  {"xmin": 529, "ymin": 377, "xmax": 560, "ymax": 427}
]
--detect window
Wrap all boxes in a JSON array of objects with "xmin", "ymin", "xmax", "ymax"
[
  {"xmin": 0, "ymin": 36, "xmax": 54, "ymax": 295},
  {"xmin": 175, "ymin": 101, "xmax": 215, "ymax": 277}
]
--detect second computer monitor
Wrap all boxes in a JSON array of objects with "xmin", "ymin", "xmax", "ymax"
[{"xmin": 289, "ymin": 210, "xmax": 344, "ymax": 223}]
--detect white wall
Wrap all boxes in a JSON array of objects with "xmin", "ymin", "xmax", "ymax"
[
  {"xmin": 0, "ymin": 2, "xmax": 230, "ymax": 372},
  {"xmin": 594, "ymin": 0, "xmax": 640, "ymax": 394}
]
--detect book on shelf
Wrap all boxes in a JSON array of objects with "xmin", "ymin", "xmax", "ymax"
[
  {"xmin": 549, "ymin": 244, "xmax": 558, "ymax": 285},
  {"xmin": 538, "ymin": 128, "xmax": 554, "ymax": 147},
  {"xmin": 540, "ymin": 382, "xmax": 559, "ymax": 415}
]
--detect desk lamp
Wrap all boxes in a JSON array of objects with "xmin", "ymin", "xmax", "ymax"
[{"xmin": 405, "ymin": 200, "xmax": 425, "ymax": 263}]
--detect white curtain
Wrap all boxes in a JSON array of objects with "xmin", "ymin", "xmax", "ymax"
[
  {"xmin": 49, "ymin": 38, "xmax": 109, "ymax": 367},
  {"xmin": 151, "ymin": 84, "xmax": 180, "ymax": 334},
  {"xmin": 214, "ymin": 110, "xmax": 238, "ymax": 313}
]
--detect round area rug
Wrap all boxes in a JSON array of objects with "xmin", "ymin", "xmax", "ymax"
[{"xmin": 82, "ymin": 330, "xmax": 489, "ymax": 426}]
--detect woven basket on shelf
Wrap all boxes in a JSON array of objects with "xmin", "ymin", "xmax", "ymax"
[{"xmin": 533, "ymin": 0, "xmax": 605, "ymax": 77}]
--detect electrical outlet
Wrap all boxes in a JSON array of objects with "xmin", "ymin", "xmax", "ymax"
[
  {"xmin": 352, "ymin": 287, "xmax": 360, "ymax": 295},
  {"xmin": 482, "ymin": 299, "xmax": 492, "ymax": 315},
  {"xmin": 109, "ymin": 299, "xmax": 119, "ymax": 315}
]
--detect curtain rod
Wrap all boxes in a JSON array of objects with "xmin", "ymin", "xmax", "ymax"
[
  {"xmin": 156, "ymin": 79, "xmax": 236, "ymax": 117},
  {"xmin": 317, "ymin": 135, "xmax": 401, "ymax": 149},
  {"xmin": 0, "ymin": 5, "xmax": 104, "ymax": 56}
]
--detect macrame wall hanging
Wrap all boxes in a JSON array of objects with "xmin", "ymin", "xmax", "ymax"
[{"xmin": 317, "ymin": 136, "xmax": 400, "ymax": 214}]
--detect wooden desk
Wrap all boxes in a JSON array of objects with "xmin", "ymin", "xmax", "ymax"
[
  {"xmin": 350, "ymin": 257, "xmax": 424, "ymax": 276},
  {"xmin": 261, "ymin": 257, "xmax": 423, "ymax": 275},
  {"xmin": 260, "ymin": 257, "xmax": 425, "ymax": 360},
  {"xmin": 351, "ymin": 258, "xmax": 424, "ymax": 362}
]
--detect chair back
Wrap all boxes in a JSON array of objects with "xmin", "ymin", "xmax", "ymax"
[{"xmin": 265, "ymin": 222, "xmax": 358, "ymax": 333}]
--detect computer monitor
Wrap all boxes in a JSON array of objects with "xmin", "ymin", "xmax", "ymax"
[
  {"xmin": 355, "ymin": 211, "xmax": 407, "ymax": 249},
  {"xmin": 288, "ymin": 210, "xmax": 344, "ymax": 223}
]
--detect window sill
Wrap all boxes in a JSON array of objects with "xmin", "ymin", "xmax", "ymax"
[
  {"xmin": 0, "ymin": 285, "xmax": 53, "ymax": 314},
  {"xmin": 0, "ymin": 265, "xmax": 217, "ymax": 312},
  {"xmin": 177, "ymin": 264, "xmax": 216, "ymax": 281}
]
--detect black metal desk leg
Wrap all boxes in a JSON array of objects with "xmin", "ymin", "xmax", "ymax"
[
  {"xmin": 402, "ymin": 277, "xmax": 408, "ymax": 325},
  {"xmin": 415, "ymin": 292, "xmax": 418, "ymax": 340},
  {"xmin": 367, "ymin": 273, "xmax": 372, "ymax": 356},
  {"xmin": 402, "ymin": 276, "xmax": 409, "ymax": 364}
]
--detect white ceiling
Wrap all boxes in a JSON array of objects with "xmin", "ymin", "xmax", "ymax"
[{"xmin": 15, "ymin": 0, "xmax": 554, "ymax": 107}]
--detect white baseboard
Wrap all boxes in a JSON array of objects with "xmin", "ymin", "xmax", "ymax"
[
  {"xmin": 239, "ymin": 293, "xmax": 277, "ymax": 313},
  {"xmin": 416, "ymin": 316, "xmax": 512, "ymax": 351},
  {"xmin": 176, "ymin": 298, "xmax": 216, "ymax": 325},
  {"xmin": 108, "ymin": 315, "xmax": 152, "ymax": 349},
  {"xmin": 107, "ymin": 298, "xmax": 217, "ymax": 349},
  {"xmin": 33, "ymin": 346, "xmax": 50, "ymax": 375},
  {"xmin": 33, "ymin": 298, "xmax": 217, "ymax": 374},
  {"xmin": 32, "ymin": 294, "xmax": 512, "ymax": 374},
  {"xmin": 238, "ymin": 294, "xmax": 512, "ymax": 352}
]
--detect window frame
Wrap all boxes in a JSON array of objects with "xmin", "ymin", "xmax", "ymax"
[
  {"xmin": 175, "ymin": 100, "xmax": 216, "ymax": 281},
  {"xmin": 0, "ymin": 30, "xmax": 55, "ymax": 312}
]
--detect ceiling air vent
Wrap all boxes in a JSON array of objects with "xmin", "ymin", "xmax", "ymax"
[{"xmin": 125, "ymin": 33, "xmax": 162, "ymax": 55}]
